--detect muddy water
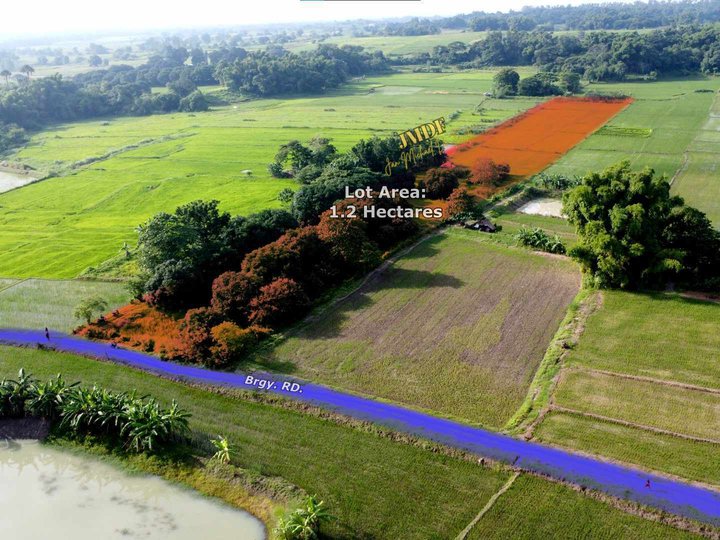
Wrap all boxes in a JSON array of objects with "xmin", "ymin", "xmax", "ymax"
[
  {"xmin": 0, "ymin": 171, "xmax": 36, "ymax": 193},
  {"xmin": 0, "ymin": 440, "xmax": 265, "ymax": 540},
  {"xmin": 517, "ymin": 198, "xmax": 564, "ymax": 218}
]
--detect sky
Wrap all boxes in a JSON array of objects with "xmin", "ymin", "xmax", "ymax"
[{"xmin": 4, "ymin": 0, "xmax": 637, "ymax": 39}]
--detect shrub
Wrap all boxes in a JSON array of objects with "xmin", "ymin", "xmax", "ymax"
[
  {"xmin": 274, "ymin": 495, "xmax": 334, "ymax": 540},
  {"xmin": 446, "ymin": 187, "xmax": 477, "ymax": 218},
  {"xmin": 515, "ymin": 226, "xmax": 567, "ymax": 254},
  {"xmin": 470, "ymin": 158, "xmax": 510, "ymax": 185},
  {"xmin": 249, "ymin": 278, "xmax": 310, "ymax": 327},
  {"xmin": 209, "ymin": 322, "xmax": 266, "ymax": 366}
]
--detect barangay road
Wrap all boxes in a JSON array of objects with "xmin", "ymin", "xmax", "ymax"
[{"xmin": 1, "ymin": 328, "xmax": 719, "ymax": 527}]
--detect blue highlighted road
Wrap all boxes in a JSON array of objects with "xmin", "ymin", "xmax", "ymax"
[{"xmin": 1, "ymin": 328, "xmax": 719, "ymax": 526}]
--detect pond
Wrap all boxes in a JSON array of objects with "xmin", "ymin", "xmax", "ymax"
[
  {"xmin": 517, "ymin": 198, "xmax": 564, "ymax": 218},
  {"xmin": 0, "ymin": 440, "xmax": 265, "ymax": 540},
  {"xmin": 0, "ymin": 171, "xmax": 37, "ymax": 193}
]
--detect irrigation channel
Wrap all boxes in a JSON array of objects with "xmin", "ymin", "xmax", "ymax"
[{"xmin": 1, "ymin": 328, "xmax": 719, "ymax": 527}]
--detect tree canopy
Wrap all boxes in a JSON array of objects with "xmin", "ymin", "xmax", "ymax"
[{"xmin": 563, "ymin": 162, "xmax": 720, "ymax": 290}]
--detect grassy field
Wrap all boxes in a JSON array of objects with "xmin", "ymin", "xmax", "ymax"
[
  {"xmin": 544, "ymin": 78, "xmax": 720, "ymax": 223},
  {"xmin": 0, "ymin": 344, "xmax": 509, "ymax": 539},
  {"xmin": 673, "ymin": 91, "xmax": 720, "ymax": 223},
  {"xmin": 535, "ymin": 290, "xmax": 720, "ymax": 487},
  {"xmin": 563, "ymin": 291, "xmax": 720, "ymax": 389},
  {"xmin": 554, "ymin": 369, "xmax": 720, "ymax": 442},
  {"xmin": 257, "ymin": 229, "xmax": 580, "ymax": 427},
  {"xmin": 467, "ymin": 474, "xmax": 700, "ymax": 539},
  {"xmin": 536, "ymin": 412, "xmax": 720, "ymax": 487},
  {"xmin": 0, "ymin": 71, "xmax": 540, "ymax": 279},
  {"xmin": 0, "ymin": 346, "xmax": 705, "ymax": 539},
  {"xmin": 0, "ymin": 279, "xmax": 130, "ymax": 331}
]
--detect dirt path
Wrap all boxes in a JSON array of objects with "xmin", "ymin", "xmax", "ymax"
[{"xmin": 455, "ymin": 472, "xmax": 520, "ymax": 540}]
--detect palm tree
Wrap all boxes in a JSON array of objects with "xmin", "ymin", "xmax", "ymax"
[
  {"xmin": 0, "ymin": 69, "xmax": 10, "ymax": 85},
  {"xmin": 20, "ymin": 64, "xmax": 34, "ymax": 79}
]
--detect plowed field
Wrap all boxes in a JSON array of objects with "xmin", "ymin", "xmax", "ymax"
[{"xmin": 447, "ymin": 97, "xmax": 632, "ymax": 176}]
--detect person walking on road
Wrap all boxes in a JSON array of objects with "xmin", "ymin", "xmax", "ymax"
[
  {"xmin": 44, "ymin": 327, "xmax": 50, "ymax": 341},
  {"xmin": 645, "ymin": 479, "xmax": 652, "ymax": 489}
]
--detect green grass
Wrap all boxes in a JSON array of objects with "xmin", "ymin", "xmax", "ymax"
[
  {"xmin": 0, "ymin": 71, "xmax": 540, "ymax": 279},
  {"xmin": 466, "ymin": 474, "xmax": 700, "ymax": 539},
  {"xmin": 555, "ymin": 369, "xmax": 720, "ymax": 442},
  {"xmin": 566, "ymin": 291, "xmax": 720, "ymax": 390},
  {"xmin": 0, "ymin": 279, "xmax": 130, "ymax": 332},
  {"xmin": 535, "ymin": 412, "xmax": 720, "ymax": 487},
  {"xmin": 672, "ymin": 91, "xmax": 720, "ymax": 224},
  {"xmin": 0, "ymin": 344, "xmax": 509, "ymax": 539},
  {"xmin": 545, "ymin": 78, "xmax": 720, "ymax": 224},
  {"xmin": 256, "ymin": 230, "xmax": 580, "ymax": 427}
]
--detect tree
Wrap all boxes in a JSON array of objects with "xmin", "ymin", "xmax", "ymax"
[
  {"xmin": 179, "ymin": 90, "xmax": 208, "ymax": 112},
  {"xmin": 563, "ymin": 161, "xmax": 720, "ymax": 289},
  {"xmin": 210, "ymin": 271, "xmax": 261, "ymax": 325},
  {"xmin": 493, "ymin": 68, "xmax": 520, "ymax": 96},
  {"xmin": 558, "ymin": 71, "xmax": 582, "ymax": 93},
  {"xmin": 446, "ymin": 187, "xmax": 477, "ymax": 218},
  {"xmin": 417, "ymin": 166, "xmax": 469, "ymax": 199},
  {"xmin": 470, "ymin": 158, "xmax": 510, "ymax": 185},
  {"xmin": 517, "ymin": 73, "xmax": 561, "ymax": 96},
  {"xmin": 316, "ymin": 208, "xmax": 381, "ymax": 272},
  {"xmin": 248, "ymin": 278, "xmax": 310, "ymax": 327},
  {"xmin": 0, "ymin": 70, "xmax": 11, "ymax": 85},
  {"xmin": 20, "ymin": 65, "xmax": 34, "ymax": 78},
  {"xmin": 177, "ymin": 307, "xmax": 218, "ymax": 365},
  {"xmin": 88, "ymin": 55, "xmax": 102, "ymax": 67},
  {"xmin": 209, "ymin": 322, "xmax": 265, "ymax": 366},
  {"xmin": 73, "ymin": 296, "xmax": 109, "ymax": 324}
]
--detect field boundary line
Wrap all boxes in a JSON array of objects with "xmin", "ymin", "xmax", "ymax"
[
  {"xmin": 503, "ymin": 289, "xmax": 601, "ymax": 437},
  {"xmin": 0, "ymin": 278, "xmax": 29, "ymax": 294},
  {"xmin": 455, "ymin": 472, "xmax": 520, "ymax": 540},
  {"xmin": 570, "ymin": 366, "xmax": 720, "ymax": 396},
  {"xmin": 550, "ymin": 405, "xmax": 720, "ymax": 446}
]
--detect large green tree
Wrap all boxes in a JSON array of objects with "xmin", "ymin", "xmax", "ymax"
[{"xmin": 563, "ymin": 162, "xmax": 720, "ymax": 290}]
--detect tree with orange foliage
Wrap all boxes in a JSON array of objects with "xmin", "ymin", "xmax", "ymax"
[
  {"xmin": 210, "ymin": 322, "xmax": 268, "ymax": 367},
  {"xmin": 470, "ymin": 158, "xmax": 510, "ymax": 186},
  {"xmin": 241, "ymin": 227, "xmax": 337, "ymax": 296},
  {"xmin": 210, "ymin": 270, "xmax": 261, "ymax": 325},
  {"xmin": 248, "ymin": 277, "xmax": 310, "ymax": 327},
  {"xmin": 446, "ymin": 187, "xmax": 477, "ymax": 218},
  {"xmin": 316, "ymin": 207, "xmax": 381, "ymax": 272},
  {"xmin": 176, "ymin": 307, "xmax": 218, "ymax": 365}
]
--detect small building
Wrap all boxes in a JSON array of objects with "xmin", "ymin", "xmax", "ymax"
[{"xmin": 462, "ymin": 218, "xmax": 497, "ymax": 233}]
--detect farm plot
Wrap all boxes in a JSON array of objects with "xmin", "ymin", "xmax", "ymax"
[
  {"xmin": 545, "ymin": 79, "xmax": 720, "ymax": 223},
  {"xmin": 564, "ymin": 291, "xmax": 720, "ymax": 389},
  {"xmin": 0, "ymin": 72, "xmax": 539, "ymax": 279},
  {"xmin": 257, "ymin": 229, "xmax": 580, "ymax": 427},
  {"xmin": 447, "ymin": 97, "xmax": 631, "ymax": 176},
  {"xmin": 535, "ymin": 290, "xmax": 720, "ymax": 486},
  {"xmin": 0, "ymin": 344, "xmax": 510, "ymax": 540},
  {"xmin": 466, "ymin": 474, "xmax": 699, "ymax": 540},
  {"xmin": 0, "ymin": 279, "xmax": 131, "ymax": 332},
  {"xmin": 672, "ymin": 91, "xmax": 720, "ymax": 224}
]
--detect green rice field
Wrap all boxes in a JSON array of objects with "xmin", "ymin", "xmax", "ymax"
[
  {"xmin": 0, "ymin": 71, "xmax": 540, "ymax": 279},
  {"xmin": 0, "ymin": 278, "xmax": 130, "ymax": 331}
]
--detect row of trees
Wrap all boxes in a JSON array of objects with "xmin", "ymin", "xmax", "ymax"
[
  {"xmin": 439, "ymin": 1, "xmax": 720, "ymax": 32},
  {"xmin": 400, "ymin": 25, "xmax": 720, "ymax": 80},
  {"xmin": 132, "ymin": 133, "xmax": 448, "ymax": 366},
  {"xmin": 0, "ymin": 44, "xmax": 388, "ymax": 151}
]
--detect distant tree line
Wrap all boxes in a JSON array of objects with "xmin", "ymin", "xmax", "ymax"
[
  {"xmin": 438, "ymin": 0, "xmax": 720, "ymax": 32},
  {"xmin": 399, "ymin": 25, "xmax": 720, "ymax": 81},
  {"xmin": 0, "ymin": 44, "xmax": 389, "ymax": 152}
]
